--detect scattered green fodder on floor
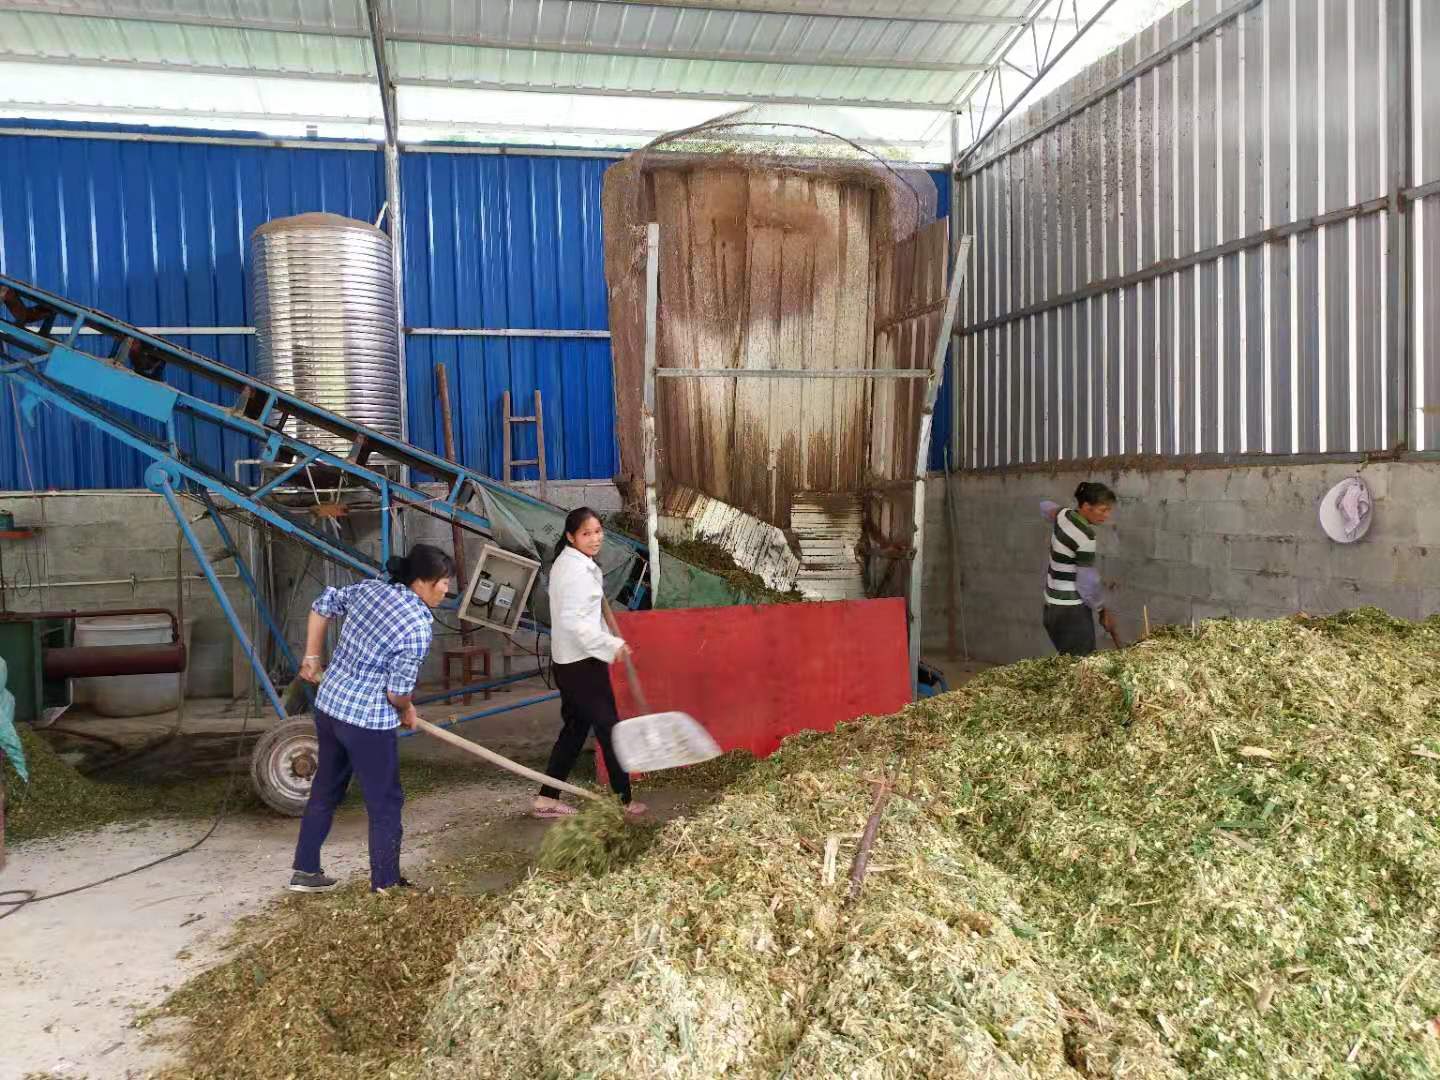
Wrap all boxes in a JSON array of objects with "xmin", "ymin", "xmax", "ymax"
[{"xmin": 152, "ymin": 850, "xmax": 532, "ymax": 1080}]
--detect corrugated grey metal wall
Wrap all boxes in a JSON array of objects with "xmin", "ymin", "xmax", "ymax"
[{"xmin": 955, "ymin": 0, "xmax": 1431, "ymax": 470}]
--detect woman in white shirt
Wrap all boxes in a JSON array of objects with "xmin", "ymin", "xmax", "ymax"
[{"xmin": 533, "ymin": 507, "xmax": 648, "ymax": 819}]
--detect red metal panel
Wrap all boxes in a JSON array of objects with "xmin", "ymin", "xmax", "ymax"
[{"xmin": 597, "ymin": 598, "xmax": 910, "ymax": 783}]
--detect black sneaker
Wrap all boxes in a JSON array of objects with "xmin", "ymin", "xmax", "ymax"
[{"xmin": 288, "ymin": 870, "xmax": 338, "ymax": 893}]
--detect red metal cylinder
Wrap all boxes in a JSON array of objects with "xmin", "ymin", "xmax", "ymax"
[{"xmin": 43, "ymin": 643, "xmax": 188, "ymax": 679}]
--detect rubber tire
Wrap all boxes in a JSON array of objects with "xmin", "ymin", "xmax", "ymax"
[{"xmin": 250, "ymin": 715, "xmax": 320, "ymax": 817}]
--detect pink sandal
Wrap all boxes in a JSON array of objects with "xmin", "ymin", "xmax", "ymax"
[{"xmin": 532, "ymin": 798, "xmax": 578, "ymax": 819}]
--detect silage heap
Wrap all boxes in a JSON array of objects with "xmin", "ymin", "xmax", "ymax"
[{"xmin": 421, "ymin": 610, "xmax": 1440, "ymax": 1079}]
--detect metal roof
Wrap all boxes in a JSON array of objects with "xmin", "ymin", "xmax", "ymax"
[
  {"xmin": 0, "ymin": 0, "xmax": 1182, "ymax": 158},
  {"xmin": 0, "ymin": 1, "xmax": 1026, "ymax": 105}
]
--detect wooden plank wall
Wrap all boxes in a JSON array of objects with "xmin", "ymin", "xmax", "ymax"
[
  {"xmin": 646, "ymin": 165, "xmax": 877, "ymax": 531},
  {"xmin": 605, "ymin": 158, "xmax": 941, "ymax": 543},
  {"xmin": 867, "ymin": 219, "xmax": 950, "ymax": 552}
]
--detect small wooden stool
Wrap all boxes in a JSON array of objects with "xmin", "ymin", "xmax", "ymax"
[{"xmin": 442, "ymin": 645, "xmax": 492, "ymax": 704}]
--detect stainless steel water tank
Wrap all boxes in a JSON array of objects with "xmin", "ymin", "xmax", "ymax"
[{"xmin": 250, "ymin": 213, "xmax": 402, "ymax": 453}]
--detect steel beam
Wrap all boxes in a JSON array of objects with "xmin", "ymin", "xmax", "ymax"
[
  {"xmin": 592, "ymin": 0, "xmax": 1027, "ymax": 25},
  {"xmin": 7, "ymin": 0, "xmax": 1026, "ymax": 33},
  {"xmin": 154, "ymin": 469, "xmax": 289, "ymax": 723},
  {"xmin": 954, "ymin": 0, "xmax": 1126, "ymax": 173},
  {"xmin": 959, "ymin": 0, "xmax": 1264, "ymax": 176},
  {"xmin": 366, "ymin": 0, "xmax": 409, "ymax": 450}
]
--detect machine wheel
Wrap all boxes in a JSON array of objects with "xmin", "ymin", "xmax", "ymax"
[{"xmin": 250, "ymin": 716, "xmax": 320, "ymax": 817}]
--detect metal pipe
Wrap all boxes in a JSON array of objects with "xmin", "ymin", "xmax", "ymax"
[
  {"xmin": 907, "ymin": 237, "xmax": 971, "ymax": 699},
  {"xmin": 367, "ymin": 0, "xmax": 408, "ymax": 450},
  {"xmin": 6, "ymin": 569, "xmax": 241, "ymax": 589},
  {"xmin": 153, "ymin": 471, "xmax": 288, "ymax": 722},
  {"xmin": 413, "ymin": 667, "xmax": 543, "ymax": 706},
  {"xmin": 1390, "ymin": 0, "xmax": 1415, "ymax": 450},
  {"xmin": 949, "ymin": 109, "xmax": 963, "ymax": 472},
  {"xmin": 408, "ymin": 327, "xmax": 611, "ymax": 338},
  {"xmin": 642, "ymin": 223, "xmax": 662, "ymax": 606},
  {"xmin": 44, "ymin": 643, "xmax": 187, "ymax": 679},
  {"xmin": 654, "ymin": 368, "xmax": 933, "ymax": 379}
]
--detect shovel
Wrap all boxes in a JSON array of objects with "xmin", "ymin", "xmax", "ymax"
[
  {"xmin": 602, "ymin": 599, "xmax": 721, "ymax": 773},
  {"xmin": 414, "ymin": 718, "xmax": 603, "ymax": 803}
]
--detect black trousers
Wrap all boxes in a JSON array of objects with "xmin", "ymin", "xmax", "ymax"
[
  {"xmin": 539, "ymin": 657, "xmax": 632, "ymax": 803},
  {"xmin": 1044, "ymin": 603, "xmax": 1097, "ymax": 657}
]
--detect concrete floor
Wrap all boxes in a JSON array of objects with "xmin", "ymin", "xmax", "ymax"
[
  {"xmin": 0, "ymin": 681, "xmax": 656, "ymax": 1080},
  {"xmin": 2, "ymin": 662, "xmax": 987, "ymax": 1080}
]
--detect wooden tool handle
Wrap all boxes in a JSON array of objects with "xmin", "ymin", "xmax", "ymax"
[
  {"xmin": 601, "ymin": 598, "xmax": 650, "ymax": 714},
  {"xmin": 414, "ymin": 718, "xmax": 602, "ymax": 803}
]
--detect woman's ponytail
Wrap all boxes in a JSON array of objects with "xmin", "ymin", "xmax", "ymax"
[{"xmin": 386, "ymin": 544, "xmax": 455, "ymax": 585}]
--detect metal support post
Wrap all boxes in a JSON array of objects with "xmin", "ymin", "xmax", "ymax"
[
  {"xmin": 949, "ymin": 109, "xmax": 963, "ymax": 472},
  {"xmin": 908, "ymin": 236, "xmax": 972, "ymax": 698},
  {"xmin": 151, "ymin": 467, "xmax": 288, "ymax": 721},
  {"xmin": 368, "ymin": 0, "xmax": 409, "ymax": 451},
  {"xmin": 643, "ymin": 222, "xmax": 662, "ymax": 605},
  {"xmin": 1389, "ymin": 0, "xmax": 1414, "ymax": 450}
]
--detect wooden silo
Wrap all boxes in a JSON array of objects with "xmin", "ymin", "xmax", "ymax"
[{"xmin": 604, "ymin": 150, "xmax": 948, "ymax": 592}]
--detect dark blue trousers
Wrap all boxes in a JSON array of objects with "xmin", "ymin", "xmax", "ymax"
[{"xmin": 292, "ymin": 708, "xmax": 404, "ymax": 890}]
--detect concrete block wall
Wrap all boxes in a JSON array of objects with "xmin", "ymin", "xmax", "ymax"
[
  {"xmin": 922, "ymin": 461, "xmax": 1440, "ymax": 665},
  {"xmin": 0, "ymin": 492, "xmax": 260, "ymax": 699}
]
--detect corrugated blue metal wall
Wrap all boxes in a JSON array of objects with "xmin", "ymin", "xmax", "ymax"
[
  {"xmin": 0, "ymin": 121, "xmax": 954, "ymax": 488},
  {"xmin": 0, "ymin": 125, "xmax": 385, "ymax": 490},
  {"xmin": 402, "ymin": 151, "xmax": 618, "ymax": 483}
]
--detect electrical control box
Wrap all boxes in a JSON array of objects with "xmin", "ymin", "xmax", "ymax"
[
  {"xmin": 471, "ymin": 575, "xmax": 497, "ymax": 606},
  {"xmin": 458, "ymin": 544, "xmax": 540, "ymax": 635}
]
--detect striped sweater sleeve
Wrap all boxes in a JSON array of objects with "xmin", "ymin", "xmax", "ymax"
[{"xmin": 1053, "ymin": 510, "xmax": 1097, "ymax": 566}]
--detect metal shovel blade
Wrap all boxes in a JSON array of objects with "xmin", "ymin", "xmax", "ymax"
[{"xmin": 613, "ymin": 711, "xmax": 721, "ymax": 772}]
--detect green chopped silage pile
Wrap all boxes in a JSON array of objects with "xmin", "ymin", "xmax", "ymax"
[{"xmin": 418, "ymin": 610, "xmax": 1440, "ymax": 1079}]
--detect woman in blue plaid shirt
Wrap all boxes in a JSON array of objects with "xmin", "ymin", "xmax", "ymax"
[{"xmin": 288, "ymin": 544, "xmax": 455, "ymax": 894}]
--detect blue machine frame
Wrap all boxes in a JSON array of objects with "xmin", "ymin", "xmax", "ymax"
[{"xmin": 0, "ymin": 273, "xmax": 650, "ymax": 739}]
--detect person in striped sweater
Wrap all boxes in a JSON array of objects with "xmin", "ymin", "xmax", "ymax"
[{"xmin": 1040, "ymin": 482, "xmax": 1118, "ymax": 656}]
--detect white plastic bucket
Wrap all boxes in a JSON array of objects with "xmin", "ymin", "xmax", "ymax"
[{"xmin": 73, "ymin": 614, "xmax": 187, "ymax": 718}]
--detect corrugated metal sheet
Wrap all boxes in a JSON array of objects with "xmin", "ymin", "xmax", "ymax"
[
  {"xmin": 0, "ymin": 122, "xmax": 955, "ymax": 490},
  {"xmin": 0, "ymin": 129, "xmax": 384, "ymax": 489},
  {"xmin": 0, "ymin": 10, "xmax": 375, "ymax": 80},
  {"xmin": 957, "ymin": 0, "xmax": 1403, "ymax": 469},
  {"xmin": 401, "ymin": 150, "xmax": 618, "ymax": 482},
  {"xmin": 1415, "ymin": 0, "xmax": 1440, "ymax": 452},
  {"xmin": 1, "ymin": 0, "xmax": 1026, "ymax": 109}
]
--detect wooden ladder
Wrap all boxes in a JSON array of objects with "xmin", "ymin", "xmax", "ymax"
[{"xmin": 502, "ymin": 389, "xmax": 547, "ymax": 498}]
